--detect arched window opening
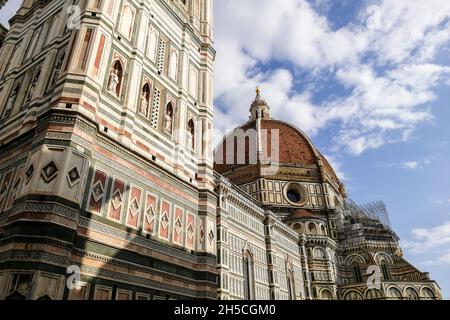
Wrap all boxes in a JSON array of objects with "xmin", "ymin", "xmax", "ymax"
[
  {"xmin": 287, "ymin": 271, "xmax": 295, "ymax": 300},
  {"xmin": 421, "ymin": 288, "xmax": 435, "ymax": 300},
  {"xmin": 243, "ymin": 251, "xmax": 255, "ymax": 300},
  {"xmin": 314, "ymin": 248, "xmax": 326, "ymax": 260},
  {"xmin": 344, "ymin": 291, "xmax": 363, "ymax": 300},
  {"xmin": 120, "ymin": 5, "xmax": 134, "ymax": 38},
  {"xmin": 164, "ymin": 102, "xmax": 174, "ymax": 133},
  {"xmin": 308, "ymin": 223, "xmax": 317, "ymax": 235},
  {"xmin": 388, "ymin": 287, "xmax": 402, "ymax": 299},
  {"xmin": 366, "ymin": 289, "xmax": 383, "ymax": 300},
  {"xmin": 321, "ymin": 289, "xmax": 333, "ymax": 300},
  {"xmin": 320, "ymin": 224, "xmax": 327, "ymax": 236},
  {"xmin": 139, "ymin": 83, "xmax": 151, "ymax": 116},
  {"xmin": 293, "ymin": 223, "xmax": 303, "ymax": 233},
  {"xmin": 107, "ymin": 60, "xmax": 123, "ymax": 97},
  {"xmin": 169, "ymin": 50, "xmax": 178, "ymax": 81},
  {"xmin": 405, "ymin": 287, "xmax": 419, "ymax": 300}
]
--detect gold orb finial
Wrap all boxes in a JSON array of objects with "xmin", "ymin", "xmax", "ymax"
[{"xmin": 256, "ymin": 86, "xmax": 261, "ymax": 94}]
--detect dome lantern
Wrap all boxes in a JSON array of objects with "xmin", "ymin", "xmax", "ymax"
[{"xmin": 250, "ymin": 86, "xmax": 270, "ymax": 120}]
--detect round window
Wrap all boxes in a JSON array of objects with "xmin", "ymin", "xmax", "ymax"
[
  {"xmin": 287, "ymin": 189, "xmax": 301, "ymax": 203},
  {"xmin": 284, "ymin": 183, "xmax": 309, "ymax": 206}
]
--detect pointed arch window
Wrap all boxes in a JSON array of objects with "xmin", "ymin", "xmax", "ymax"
[
  {"xmin": 243, "ymin": 251, "xmax": 255, "ymax": 300},
  {"xmin": 287, "ymin": 270, "xmax": 295, "ymax": 300},
  {"xmin": 119, "ymin": 4, "xmax": 135, "ymax": 39}
]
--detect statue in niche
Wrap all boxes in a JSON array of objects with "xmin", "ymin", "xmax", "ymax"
[
  {"xmin": 164, "ymin": 103, "xmax": 173, "ymax": 133},
  {"xmin": 107, "ymin": 68, "xmax": 120, "ymax": 94},
  {"xmin": 27, "ymin": 71, "xmax": 40, "ymax": 102},
  {"xmin": 187, "ymin": 119, "xmax": 195, "ymax": 149},
  {"xmin": 139, "ymin": 93, "xmax": 149, "ymax": 115},
  {"xmin": 139, "ymin": 83, "xmax": 151, "ymax": 115},
  {"xmin": 4, "ymin": 84, "xmax": 19, "ymax": 116},
  {"xmin": 52, "ymin": 53, "xmax": 65, "ymax": 85}
]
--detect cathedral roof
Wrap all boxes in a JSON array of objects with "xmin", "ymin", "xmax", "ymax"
[{"xmin": 214, "ymin": 88, "xmax": 341, "ymax": 189}]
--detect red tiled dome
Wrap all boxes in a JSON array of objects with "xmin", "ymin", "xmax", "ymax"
[{"xmin": 214, "ymin": 119, "xmax": 340, "ymax": 185}]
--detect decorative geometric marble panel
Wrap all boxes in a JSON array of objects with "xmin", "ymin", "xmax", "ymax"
[
  {"xmin": 144, "ymin": 193, "xmax": 157, "ymax": 234},
  {"xmin": 108, "ymin": 179, "xmax": 125, "ymax": 222},
  {"xmin": 67, "ymin": 166, "xmax": 81, "ymax": 188},
  {"xmin": 173, "ymin": 207, "xmax": 184, "ymax": 245},
  {"xmin": 41, "ymin": 161, "xmax": 59, "ymax": 183},
  {"xmin": 159, "ymin": 200, "xmax": 171, "ymax": 240},
  {"xmin": 186, "ymin": 213, "xmax": 195, "ymax": 250},
  {"xmin": 88, "ymin": 170, "xmax": 107, "ymax": 215},
  {"xmin": 126, "ymin": 186, "xmax": 141, "ymax": 229}
]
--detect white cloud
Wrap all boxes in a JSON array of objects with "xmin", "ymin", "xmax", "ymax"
[
  {"xmin": 214, "ymin": 0, "xmax": 450, "ymax": 155},
  {"xmin": 402, "ymin": 221, "xmax": 450, "ymax": 254},
  {"xmin": 401, "ymin": 162, "xmax": 420, "ymax": 170},
  {"xmin": 423, "ymin": 251, "xmax": 450, "ymax": 266}
]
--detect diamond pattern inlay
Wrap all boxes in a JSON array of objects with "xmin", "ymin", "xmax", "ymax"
[
  {"xmin": 174, "ymin": 218, "xmax": 182, "ymax": 234},
  {"xmin": 91, "ymin": 181, "xmax": 104, "ymax": 202},
  {"xmin": 187, "ymin": 223, "xmax": 194, "ymax": 239},
  {"xmin": 161, "ymin": 212, "xmax": 169, "ymax": 230},
  {"xmin": 111, "ymin": 190, "xmax": 123, "ymax": 210},
  {"xmin": 129, "ymin": 199, "xmax": 139, "ymax": 216},
  {"xmin": 67, "ymin": 167, "xmax": 81, "ymax": 188},
  {"xmin": 41, "ymin": 161, "xmax": 59, "ymax": 183}
]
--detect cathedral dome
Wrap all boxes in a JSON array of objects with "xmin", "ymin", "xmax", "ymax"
[{"xmin": 214, "ymin": 88, "xmax": 342, "ymax": 191}]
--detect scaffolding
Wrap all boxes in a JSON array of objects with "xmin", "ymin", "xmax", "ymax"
[{"xmin": 343, "ymin": 199, "xmax": 392, "ymax": 230}]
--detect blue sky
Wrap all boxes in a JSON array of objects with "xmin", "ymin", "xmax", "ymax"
[{"xmin": 2, "ymin": 0, "xmax": 450, "ymax": 298}]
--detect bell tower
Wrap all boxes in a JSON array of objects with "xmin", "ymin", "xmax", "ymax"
[{"xmin": 0, "ymin": 0, "xmax": 217, "ymax": 300}]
